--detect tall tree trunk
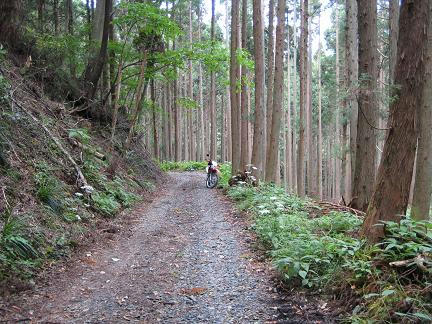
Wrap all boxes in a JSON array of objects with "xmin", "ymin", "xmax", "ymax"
[
  {"xmin": 188, "ymin": 0, "xmax": 195, "ymax": 161},
  {"xmin": 110, "ymin": 60, "xmax": 123, "ymax": 145},
  {"xmin": 230, "ymin": 0, "xmax": 242, "ymax": 175},
  {"xmin": 265, "ymin": 0, "xmax": 285, "ymax": 183},
  {"xmin": 240, "ymin": 0, "xmax": 250, "ymax": 171},
  {"xmin": 411, "ymin": 3, "xmax": 432, "ymax": 221},
  {"xmin": 306, "ymin": 7, "xmax": 314, "ymax": 196},
  {"xmin": 37, "ymin": 0, "xmax": 44, "ymax": 32},
  {"xmin": 54, "ymin": 0, "xmax": 60, "ymax": 36},
  {"xmin": 346, "ymin": 0, "xmax": 358, "ymax": 200},
  {"xmin": 251, "ymin": 0, "xmax": 266, "ymax": 180},
  {"xmin": 151, "ymin": 80, "xmax": 159, "ymax": 159},
  {"xmin": 0, "ymin": 0, "xmax": 23, "ymax": 48},
  {"xmin": 351, "ymin": 0, "xmax": 378, "ymax": 211},
  {"xmin": 285, "ymin": 22, "xmax": 293, "ymax": 191},
  {"xmin": 124, "ymin": 52, "xmax": 148, "ymax": 151},
  {"xmin": 198, "ymin": 5, "xmax": 205, "ymax": 161},
  {"xmin": 210, "ymin": 0, "xmax": 217, "ymax": 160},
  {"xmin": 334, "ymin": 5, "xmax": 341, "ymax": 200},
  {"xmin": 225, "ymin": 0, "xmax": 232, "ymax": 162},
  {"xmin": 83, "ymin": 0, "xmax": 112, "ymax": 102},
  {"xmin": 389, "ymin": 0, "xmax": 399, "ymax": 85},
  {"xmin": 292, "ymin": 5, "xmax": 298, "ymax": 193},
  {"xmin": 264, "ymin": 0, "xmax": 275, "ymax": 177},
  {"xmin": 317, "ymin": 14, "xmax": 323, "ymax": 200},
  {"xmin": 297, "ymin": 0, "xmax": 308, "ymax": 197},
  {"xmin": 361, "ymin": 0, "xmax": 429, "ymax": 242}
]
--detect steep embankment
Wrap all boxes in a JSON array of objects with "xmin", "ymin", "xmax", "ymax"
[{"xmin": 0, "ymin": 62, "xmax": 162, "ymax": 293}]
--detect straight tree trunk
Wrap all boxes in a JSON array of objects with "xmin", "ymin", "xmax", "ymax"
[
  {"xmin": 264, "ymin": 0, "xmax": 275, "ymax": 177},
  {"xmin": 124, "ymin": 52, "xmax": 148, "ymax": 151},
  {"xmin": 0, "ymin": 0, "xmax": 23, "ymax": 48},
  {"xmin": 361, "ymin": 0, "xmax": 429, "ymax": 241},
  {"xmin": 346, "ymin": 0, "xmax": 358, "ymax": 198},
  {"xmin": 210, "ymin": 0, "xmax": 217, "ymax": 160},
  {"xmin": 285, "ymin": 25, "xmax": 293, "ymax": 191},
  {"xmin": 54, "ymin": 0, "xmax": 59, "ymax": 36},
  {"xmin": 317, "ymin": 15, "xmax": 323, "ymax": 200},
  {"xmin": 306, "ymin": 8, "xmax": 314, "ymax": 196},
  {"xmin": 352, "ymin": 0, "xmax": 378, "ymax": 211},
  {"xmin": 240, "ymin": 0, "xmax": 250, "ymax": 171},
  {"xmin": 225, "ymin": 0, "xmax": 232, "ymax": 162},
  {"xmin": 334, "ymin": 5, "xmax": 341, "ymax": 200},
  {"xmin": 411, "ymin": 3, "xmax": 432, "ymax": 221},
  {"xmin": 188, "ymin": 1, "xmax": 195, "ymax": 161},
  {"xmin": 297, "ymin": 0, "xmax": 308, "ymax": 197},
  {"xmin": 151, "ymin": 80, "xmax": 159, "ymax": 160},
  {"xmin": 83, "ymin": 0, "xmax": 112, "ymax": 102},
  {"xmin": 198, "ymin": 5, "xmax": 205, "ymax": 161},
  {"xmin": 292, "ymin": 6, "xmax": 298, "ymax": 193},
  {"xmin": 265, "ymin": 0, "xmax": 285, "ymax": 183},
  {"xmin": 230, "ymin": 0, "xmax": 242, "ymax": 175},
  {"xmin": 389, "ymin": 0, "xmax": 399, "ymax": 85},
  {"xmin": 251, "ymin": 0, "xmax": 266, "ymax": 180}
]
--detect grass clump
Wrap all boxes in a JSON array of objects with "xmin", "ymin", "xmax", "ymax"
[
  {"xmin": 159, "ymin": 160, "xmax": 208, "ymax": 172},
  {"xmin": 227, "ymin": 184, "xmax": 432, "ymax": 322}
]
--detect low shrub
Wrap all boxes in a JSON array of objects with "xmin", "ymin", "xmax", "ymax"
[{"xmin": 227, "ymin": 184, "xmax": 432, "ymax": 322}]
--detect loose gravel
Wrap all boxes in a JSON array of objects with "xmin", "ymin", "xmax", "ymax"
[{"xmin": 1, "ymin": 172, "xmax": 280, "ymax": 323}]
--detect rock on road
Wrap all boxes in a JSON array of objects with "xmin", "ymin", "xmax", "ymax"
[{"xmin": 1, "ymin": 172, "xmax": 279, "ymax": 323}]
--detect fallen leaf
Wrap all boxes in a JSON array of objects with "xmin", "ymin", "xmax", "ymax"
[{"xmin": 180, "ymin": 287, "xmax": 208, "ymax": 295}]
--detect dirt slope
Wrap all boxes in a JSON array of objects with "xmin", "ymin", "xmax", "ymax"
[{"xmin": 1, "ymin": 172, "xmax": 282, "ymax": 323}]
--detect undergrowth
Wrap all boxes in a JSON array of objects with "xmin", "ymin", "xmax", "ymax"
[
  {"xmin": 159, "ymin": 160, "xmax": 231, "ymax": 187},
  {"xmin": 227, "ymin": 184, "xmax": 432, "ymax": 323}
]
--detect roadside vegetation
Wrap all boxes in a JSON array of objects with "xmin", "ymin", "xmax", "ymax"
[
  {"xmin": 226, "ymin": 181, "xmax": 432, "ymax": 322},
  {"xmin": 160, "ymin": 162, "xmax": 432, "ymax": 322}
]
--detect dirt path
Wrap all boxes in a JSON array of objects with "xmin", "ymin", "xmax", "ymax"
[{"xmin": 1, "ymin": 172, "xmax": 281, "ymax": 323}]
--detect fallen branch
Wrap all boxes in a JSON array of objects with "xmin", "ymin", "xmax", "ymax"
[
  {"xmin": 68, "ymin": 138, "xmax": 106, "ymax": 161},
  {"xmin": 317, "ymin": 201, "xmax": 366, "ymax": 217},
  {"xmin": 389, "ymin": 254, "xmax": 431, "ymax": 273},
  {"xmin": 9, "ymin": 96, "xmax": 89, "ymax": 189}
]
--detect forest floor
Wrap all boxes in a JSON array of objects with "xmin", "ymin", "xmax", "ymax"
[{"xmin": 0, "ymin": 172, "xmax": 334, "ymax": 323}]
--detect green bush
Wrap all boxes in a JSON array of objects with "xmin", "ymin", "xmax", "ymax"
[
  {"xmin": 228, "ymin": 183, "xmax": 432, "ymax": 322},
  {"xmin": 91, "ymin": 192, "xmax": 121, "ymax": 216}
]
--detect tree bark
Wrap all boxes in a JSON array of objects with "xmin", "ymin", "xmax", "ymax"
[
  {"xmin": 210, "ymin": 0, "xmax": 217, "ymax": 160},
  {"xmin": 318, "ymin": 14, "xmax": 323, "ymax": 200},
  {"xmin": 297, "ymin": 0, "xmax": 308, "ymax": 197},
  {"xmin": 240, "ymin": 0, "xmax": 250, "ymax": 171},
  {"xmin": 361, "ymin": 0, "xmax": 429, "ymax": 242},
  {"xmin": 389, "ymin": 0, "xmax": 399, "ymax": 85},
  {"xmin": 124, "ymin": 52, "xmax": 148, "ymax": 151},
  {"xmin": 264, "ymin": 0, "xmax": 275, "ymax": 177},
  {"xmin": 189, "ymin": 0, "xmax": 195, "ymax": 161},
  {"xmin": 251, "ymin": 0, "xmax": 266, "ymax": 180},
  {"xmin": 346, "ymin": 0, "xmax": 358, "ymax": 200},
  {"xmin": 265, "ymin": 0, "xmax": 285, "ymax": 183},
  {"xmin": 412, "ymin": 3, "xmax": 432, "ymax": 221},
  {"xmin": 352, "ymin": 0, "xmax": 378, "ymax": 211},
  {"xmin": 230, "ymin": 0, "xmax": 242, "ymax": 175},
  {"xmin": 82, "ymin": 0, "xmax": 112, "ymax": 102},
  {"xmin": 0, "ymin": 0, "xmax": 22, "ymax": 49}
]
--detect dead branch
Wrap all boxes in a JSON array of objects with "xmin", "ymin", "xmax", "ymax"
[
  {"xmin": 68, "ymin": 138, "xmax": 106, "ymax": 161},
  {"xmin": 317, "ymin": 201, "xmax": 366, "ymax": 217},
  {"xmin": 389, "ymin": 254, "xmax": 431, "ymax": 273}
]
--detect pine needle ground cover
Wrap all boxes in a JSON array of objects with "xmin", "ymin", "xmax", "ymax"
[{"xmin": 227, "ymin": 184, "xmax": 432, "ymax": 323}]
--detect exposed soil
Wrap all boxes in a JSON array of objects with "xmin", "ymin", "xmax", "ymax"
[
  {"xmin": 0, "ymin": 172, "xmax": 335, "ymax": 323},
  {"xmin": 0, "ymin": 172, "xmax": 272, "ymax": 323}
]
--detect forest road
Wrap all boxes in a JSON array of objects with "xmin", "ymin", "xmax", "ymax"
[{"xmin": 1, "ymin": 172, "xmax": 283, "ymax": 323}]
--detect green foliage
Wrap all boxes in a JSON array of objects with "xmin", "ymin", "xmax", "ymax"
[
  {"xmin": 159, "ymin": 161, "xmax": 208, "ymax": 172},
  {"xmin": 68, "ymin": 128, "xmax": 91, "ymax": 144},
  {"xmin": 0, "ymin": 209, "xmax": 41, "ymax": 280},
  {"xmin": 91, "ymin": 192, "xmax": 121, "ymax": 217},
  {"xmin": 227, "ymin": 184, "xmax": 432, "ymax": 322}
]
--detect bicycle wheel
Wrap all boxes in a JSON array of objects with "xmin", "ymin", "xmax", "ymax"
[
  {"xmin": 208, "ymin": 173, "xmax": 218, "ymax": 188},
  {"xmin": 206, "ymin": 174, "xmax": 212, "ymax": 188}
]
